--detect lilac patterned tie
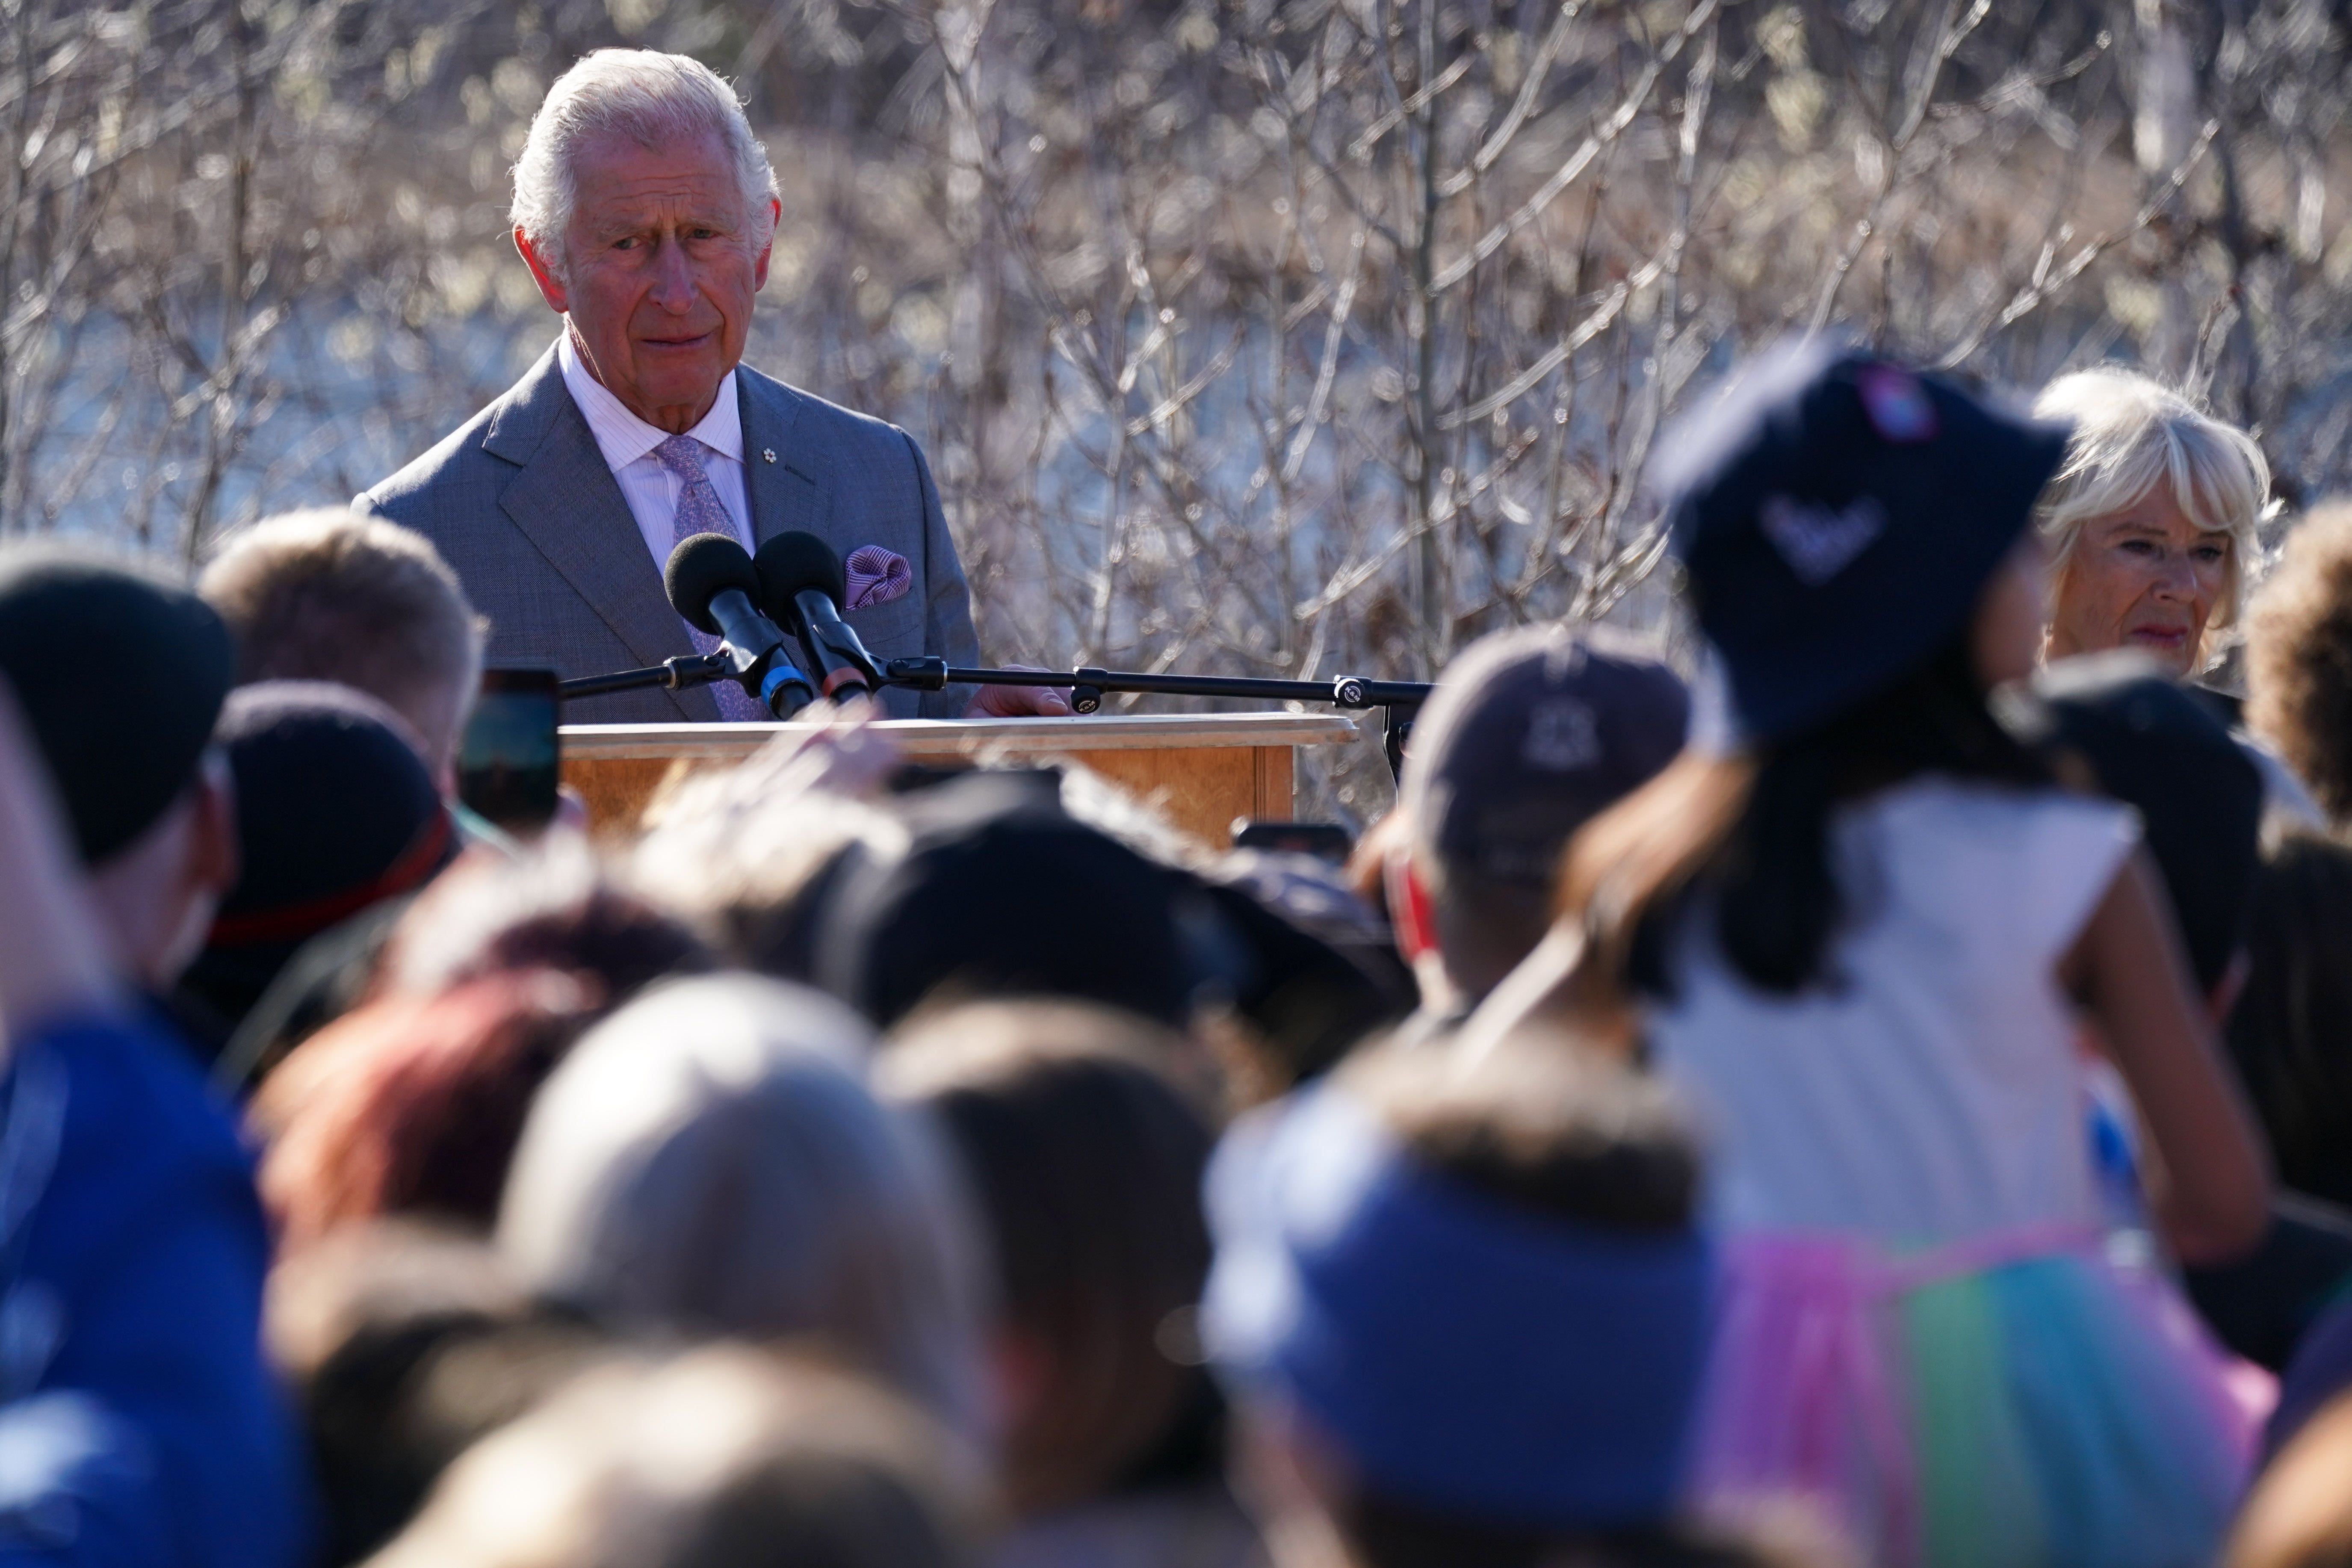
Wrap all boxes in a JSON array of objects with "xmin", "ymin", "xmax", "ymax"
[{"xmin": 652, "ymin": 434, "xmax": 768, "ymax": 722}]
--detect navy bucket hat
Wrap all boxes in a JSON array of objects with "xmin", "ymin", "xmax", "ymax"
[{"xmin": 1658, "ymin": 339, "xmax": 2071, "ymax": 744}]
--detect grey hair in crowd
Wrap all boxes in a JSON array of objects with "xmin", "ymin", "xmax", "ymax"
[
  {"xmin": 510, "ymin": 49, "xmax": 780, "ymax": 277},
  {"xmin": 364, "ymin": 1345, "xmax": 982, "ymax": 1568},
  {"xmin": 495, "ymin": 975, "xmax": 990, "ymax": 1438}
]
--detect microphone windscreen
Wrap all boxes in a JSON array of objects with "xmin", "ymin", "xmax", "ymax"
[
  {"xmin": 665, "ymin": 532, "xmax": 761, "ymax": 635},
  {"xmin": 755, "ymin": 532, "xmax": 849, "ymax": 620}
]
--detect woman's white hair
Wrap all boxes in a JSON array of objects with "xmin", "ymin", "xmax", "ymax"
[
  {"xmin": 510, "ymin": 49, "xmax": 780, "ymax": 278},
  {"xmin": 2031, "ymin": 368, "xmax": 2271, "ymax": 641},
  {"xmin": 496, "ymin": 974, "xmax": 990, "ymax": 1441}
]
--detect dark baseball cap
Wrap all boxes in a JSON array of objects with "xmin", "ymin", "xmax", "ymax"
[
  {"xmin": 0, "ymin": 545, "xmax": 236, "ymax": 864},
  {"xmin": 815, "ymin": 770, "xmax": 1212, "ymax": 1029},
  {"xmin": 1402, "ymin": 625, "xmax": 1690, "ymax": 887},
  {"xmin": 2000, "ymin": 651, "xmax": 2263, "ymax": 995},
  {"xmin": 816, "ymin": 770, "xmax": 1407, "ymax": 1076},
  {"xmin": 1658, "ymin": 338, "xmax": 2070, "ymax": 744}
]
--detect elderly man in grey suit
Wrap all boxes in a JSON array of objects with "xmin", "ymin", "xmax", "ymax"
[{"xmin": 360, "ymin": 49, "xmax": 1060, "ymax": 723}]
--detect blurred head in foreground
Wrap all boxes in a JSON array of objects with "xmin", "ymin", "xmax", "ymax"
[
  {"xmin": 184, "ymin": 681, "xmax": 457, "ymax": 1038},
  {"xmin": 819, "ymin": 769, "xmax": 1406, "ymax": 1096},
  {"xmin": 225, "ymin": 838, "xmax": 710, "ymax": 1098},
  {"xmin": 253, "ymin": 969, "xmax": 606, "ymax": 1252},
  {"xmin": 878, "ymin": 1001, "xmax": 1217, "ymax": 1521},
  {"xmin": 497, "ymin": 974, "xmax": 990, "ymax": 1436},
  {"xmin": 632, "ymin": 775, "xmax": 910, "ymax": 982},
  {"xmin": 201, "ymin": 509, "xmax": 485, "ymax": 785},
  {"xmin": 384, "ymin": 837, "xmax": 713, "ymax": 1002},
  {"xmin": 0, "ymin": 544, "xmax": 239, "ymax": 992},
  {"xmin": 365, "ymin": 1345, "xmax": 980, "ymax": 1568},
  {"xmin": 2247, "ymin": 500, "xmax": 2352, "ymax": 826},
  {"xmin": 1203, "ymin": 1042, "xmax": 1741, "ymax": 1566},
  {"xmin": 267, "ymin": 1221, "xmax": 619, "ymax": 1566},
  {"xmin": 2032, "ymin": 369, "xmax": 2267, "ymax": 678},
  {"xmin": 1393, "ymin": 624, "xmax": 1688, "ymax": 1016}
]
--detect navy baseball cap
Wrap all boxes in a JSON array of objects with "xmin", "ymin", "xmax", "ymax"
[
  {"xmin": 1658, "ymin": 339, "xmax": 2071, "ymax": 744},
  {"xmin": 1402, "ymin": 625, "xmax": 1690, "ymax": 886}
]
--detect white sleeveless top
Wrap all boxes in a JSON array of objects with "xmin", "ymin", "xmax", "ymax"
[{"xmin": 1647, "ymin": 777, "xmax": 2138, "ymax": 1247}]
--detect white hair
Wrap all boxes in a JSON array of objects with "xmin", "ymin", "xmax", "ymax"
[
  {"xmin": 510, "ymin": 49, "xmax": 780, "ymax": 278},
  {"xmin": 2031, "ymin": 369, "xmax": 2271, "ymax": 645},
  {"xmin": 495, "ymin": 975, "xmax": 990, "ymax": 1441}
]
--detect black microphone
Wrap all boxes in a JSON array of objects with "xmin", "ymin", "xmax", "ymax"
[
  {"xmin": 754, "ymin": 532, "xmax": 883, "ymax": 701},
  {"xmin": 663, "ymin": 533, "xmax": 817, "ymax": 719}
]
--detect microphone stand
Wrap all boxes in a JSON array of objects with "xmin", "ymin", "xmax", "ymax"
[
  {"xmin": 878, "ymin": 658, "xmax": 1431, "ymax": 777},
  {"xmin": 558, "ymin": 654, "xmax": 1434, "ymax": 777},
  {"xmin": 557, "ymin": 652, "xmax": 733, "ymax": 701}
]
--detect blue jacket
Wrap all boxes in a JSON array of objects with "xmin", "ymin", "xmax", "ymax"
[{"xmin": 0, "ymin": 1016, "xmax": 310, "ymax": 1565}]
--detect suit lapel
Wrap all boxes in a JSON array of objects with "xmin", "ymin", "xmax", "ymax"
[
  {"xmin": 739, "ymin": 366, "xmax": 827, "ymax": 548},
  {"xmin": 486, "ymin": 346, "xmax": 715, "ymax": 720}
]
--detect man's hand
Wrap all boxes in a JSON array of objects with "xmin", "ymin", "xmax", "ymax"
[{"xmin": 969, "ymin": 666, "xmax": 1077, "ymax": 718}]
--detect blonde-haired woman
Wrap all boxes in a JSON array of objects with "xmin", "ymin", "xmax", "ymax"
[{"xmin": 2035, "ymin": 369, "xmax": 2270, "ymax": 678}]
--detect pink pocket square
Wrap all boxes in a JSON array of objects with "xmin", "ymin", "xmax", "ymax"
[{"xmin": 845, "ymin": 545, "xmax": 912, "ymax": 610}]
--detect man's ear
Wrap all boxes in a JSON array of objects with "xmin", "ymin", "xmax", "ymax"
[
  {"xmin": 514, "ymin": 227, "xmax": 569, "ymax": 314},
  {"xmin": 1385, "ymin": 848, "xmax": 1438, "ymax": 965},
  {"xmin": 751, "ymin": 196, "xmax": 780, "ymax": 291}
]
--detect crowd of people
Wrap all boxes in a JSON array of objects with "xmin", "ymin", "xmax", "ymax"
[{"xmin": 15, "ymin": 337, "xmax": 2352, "ymax": 1568}]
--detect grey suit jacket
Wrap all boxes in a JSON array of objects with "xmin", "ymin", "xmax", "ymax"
[{"xmin": 358, "ymin": 344, "xmax": 980, "ymax": 721}]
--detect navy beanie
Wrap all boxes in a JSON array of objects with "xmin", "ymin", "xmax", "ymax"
[
  {"xmin": 0, "ymin": 546, "xmax": 236, "ymax": 864},
  {"xmin": 1659, "ymin": 339, "xmax": 2071, "ymax": 744},
  {"xmin": 183, "ymin": 681, "xmax": 455, "ymax": 1030}
]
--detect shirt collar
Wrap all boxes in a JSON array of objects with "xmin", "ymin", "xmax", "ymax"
[{"xmin": 556, "ymin": 329, "xmax": 744, "ymax": 473}]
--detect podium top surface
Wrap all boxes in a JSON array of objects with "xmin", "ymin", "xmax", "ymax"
[{"xmin": 560, "ymin": 710, "xmax": 1362, "ymax": 761}]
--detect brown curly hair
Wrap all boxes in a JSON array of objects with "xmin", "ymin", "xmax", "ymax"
[{"xmin": 2249, "ymin": 502, "xmax": 2352, "ymax": 824}]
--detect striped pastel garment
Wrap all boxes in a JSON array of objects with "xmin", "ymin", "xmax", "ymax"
[{"xmin": 1649, "ymin": 778, "xmax": 2259, "ymax": 1567}]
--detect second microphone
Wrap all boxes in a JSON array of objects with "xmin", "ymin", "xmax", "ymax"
[{"xmin": 756, "ymin": 532, "xmax": 885, "ymax": 702}]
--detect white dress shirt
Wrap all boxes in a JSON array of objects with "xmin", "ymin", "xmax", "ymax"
[{"xmin": 556, "ymin": 331, "xmax": 752, "ymax": 570}]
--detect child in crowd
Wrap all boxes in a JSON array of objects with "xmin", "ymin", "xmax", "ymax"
[
  {"xmin": 1466, "ymin": 343, "xmax": 2271, "ymax": 1565},
  {"xmin": 495, "ymin": 973, "xmax": 990, "ymax": 1440},
  {"xmin": 1201, "ymin": 1039, "xmax": 1797, "ymax": 1568},
  {"xmin": 880, "ymin": 1000, "xmax": 1264, "ymax": 1568}
]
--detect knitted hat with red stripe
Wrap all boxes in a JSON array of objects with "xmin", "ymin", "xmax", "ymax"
[{"xmin": 183, "ymin": 681, "xmax": 456, "ymax": 1031}]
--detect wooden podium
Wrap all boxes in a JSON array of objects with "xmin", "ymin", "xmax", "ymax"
[{"xmin": 560, "ymin": 711, "xmax": 1363, "ymax": 846}]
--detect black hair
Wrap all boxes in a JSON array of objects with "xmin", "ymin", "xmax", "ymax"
[{"xmin": 1630, "ymin": 635, "xmax": 2049, "ymax": 996}]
